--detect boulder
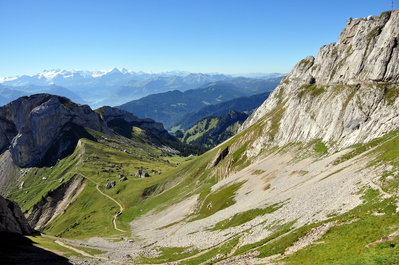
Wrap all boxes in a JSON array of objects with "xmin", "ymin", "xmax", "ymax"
[
  {"xmin": 105, "ymin": 181, "xmax": 116, "ymax": 189},
  {"xmin": 119, "ymin": 174, "xmax": 128, "ymax": 182},
  {"xmin": 134, "ymin": 169, "xmax": 150, "ymax": 178}
]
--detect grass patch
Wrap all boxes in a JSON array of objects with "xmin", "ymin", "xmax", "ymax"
[
  {"xmin": 210, "ymin": 203, "xmax": 283, "ymax": 231},
  {"xmin": 180, "ymin": 237, "xmax": 240, "ymax": 265},
  {"xmin": 319, "ymin": 167, "xmax": 346, "ymax": 181},
  {"xmin": 233, "ymin": 144, "xmax": 247, "ymax": 162},
  {"xmin": 251, "ymin": 169, "xmax": 266, "ymax": 175},
  {"xmin": 192, "ymin": 181, "xmax": 245, "ymax": 221},
  {"xmin": 235, "ymin": 220, "xmax": 297, "ymax": 255},
  {"xmin": 26, "ymin": 235, "xmax": 77, "ymax": 256},
  {"xmin": 297, "ymin": 84, "xmax": 326, "ymax": 99},
  {"xmin": 256, "ymin": 223, "xmax": 319, "ymax": 258},
  {"xmin": 380, "ymin": 83, "xmax": 399, "ymax": 105},
  {"xmin": 332, "ymin": 130, "xmax": 399, "ymax": 165},
  {"xmin": 137, "ymin": 246, "xmax": 200, "ymax": 264},
  {"xmin": 314, "ymin": 139, "xmax": 328, "ymax": 155},
  {"xmin": 283, "ymin": 196, "xmax": 399, "ymax": 264}
]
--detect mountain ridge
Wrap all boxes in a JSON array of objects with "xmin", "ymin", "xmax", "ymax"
[
  {"xmin": 175, "ymin": 110, "xmax": 249, "ymax": 148},
  {"xmin": 241, "ymin": 10, "xmax": 399, "ymax": 153},
  {"xmin": 0, "ymin": 93, "xmax": 177, "ymax": 169},
  {"xmin": 172, "ymin": 91, "xmax": 270, "ymax": 131},
  {"xmin": 0, "ymin": 69, "xmax": 284, "ymax": 108}
]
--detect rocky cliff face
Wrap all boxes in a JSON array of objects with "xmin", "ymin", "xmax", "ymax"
[
  {"xmin": 0, "ymin": 196, "xmax": 34, "ymax": 235},
  {"xmin": 241, "ymin": 10, "xmax": 399, "ymax": 157},
  {"xmin": 0, "ymin": 94, "xmax": 113, "ymax": 167},
  {"xmin": 0, "ymin": 94, "xmax": 174, "ymax": 167}
]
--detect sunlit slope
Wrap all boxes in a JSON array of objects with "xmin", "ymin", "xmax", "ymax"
[
  {"xmin": 6, "ymin": 126, "xmax": 191, "ymax": 239},
  {"xmin": 124, "ymin": 112, "xmax": 399, "ymax": 264}
]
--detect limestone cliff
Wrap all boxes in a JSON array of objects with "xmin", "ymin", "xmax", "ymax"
[
  {"xmin": 241, "ymin": 10, "xmax": 399, "ymax": 157},
  {"xmin": 0, "ymin": 94, "xmax": 175, "ymax": 167},
  {"xmin": 0, "ymin": 94, "xmax": 113, "ymax": 167}
]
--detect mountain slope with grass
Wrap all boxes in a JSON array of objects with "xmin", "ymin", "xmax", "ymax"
[
  {"xmin": 3, "ymin": 10, "xmax": 399, "ymax": 265},
  {"xmin": 120, "ymin": 10, "xmax": 399, "ymax": 264},
  {"xmin": 0, "ymin": 94, "xmax": 204, "ymax": 239},
  {"xmin": 175, "ymin": 110, "xmax": 248, "ymax": 148},
  {"xmin": 171, "ymin": 91, "xmax": 270, "ymax": 131},
  {"xmin": 117, "ymin": 83, "xmax": 247, "ymax": 129}
]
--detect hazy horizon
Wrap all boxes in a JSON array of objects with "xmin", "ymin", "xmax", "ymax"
[{"xmin": 1, "ymin": 0, "xmax": 392, "ymax": 77}]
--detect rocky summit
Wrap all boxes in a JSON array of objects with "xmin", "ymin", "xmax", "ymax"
[
  {"xmin": 0, "ymin": 94, "xmax": 112, "ymax": 167},
  {"xmin": 0, "ymin": 94, "xmax": 172, "ymax": 168},
  {"xmin": 242, "ymin": 10, "xmax": 399, "ymax": 152}
]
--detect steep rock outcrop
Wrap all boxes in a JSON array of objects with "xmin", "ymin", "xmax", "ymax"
[
  {"xmin": 0, "ymin": 196, "xmax": 34, "ymax": 235},
  {"xmin": 0, "ymin": 94, "xmax": 113, "ymax": 167},
  {"xmin": 241, "ymin": 10, "xmax": 399, "ymax": 157},
  {"xmin": 0, "ymin": 94, "xmax": 177, "ymax": 168},
  {"xmin": 285, "ymin": 11, "xmax": 399, "ymax": 87}
]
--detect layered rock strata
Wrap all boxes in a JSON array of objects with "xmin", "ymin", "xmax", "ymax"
[
  {"xmin": 0, "ymin": 94, "xmax": 173, "ymax": 167},
  {"xmin": 241, "ymin": 10, "xmax": 399, "ymax": 156}
]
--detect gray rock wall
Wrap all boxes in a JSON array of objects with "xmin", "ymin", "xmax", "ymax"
[
  {"xmin": 0, "ymin": 94, "xmax": 114, "ymax": 167},
  {"xmin": 241, "ymin": 11, "xmax": 399, "ymax": 157},
  {"xmin": 0, "ymin": 196, "xmax": 34, "ymax": 235},
  {"xmin": 0, "ymin": 94, "xmax": 174, "ymax": 167}
]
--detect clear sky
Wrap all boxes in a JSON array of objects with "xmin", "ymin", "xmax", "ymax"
[{"xmin": 0, "ymin": 0, "xmax": 393, "ymax": 77}]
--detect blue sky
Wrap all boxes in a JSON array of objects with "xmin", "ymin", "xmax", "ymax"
[{"xmin": 0, "ymin": 0, "xmax": 393, "ymax": 77}]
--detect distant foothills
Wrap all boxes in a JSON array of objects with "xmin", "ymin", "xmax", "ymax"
[{"xmin": 0, "ymin": 68, "xmax": 285, "ymax": 109}]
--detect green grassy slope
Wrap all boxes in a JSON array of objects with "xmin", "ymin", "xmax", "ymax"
[
  {"xmin": 117, "ymin": 83, "xmax": 247, "ymax": 128},
  {"xmin": 175, "ymin": 110, "xmax": 248, "ymax": 148},
  {"xmin": 6, "ymin": 125, "xmax": 193, "ymax": 239}
]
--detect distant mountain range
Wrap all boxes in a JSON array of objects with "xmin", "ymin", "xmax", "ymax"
[
  {"xmin": 117, "ymin": 78, "xmax": 279, "ymax": 129},
  {"xmin": 0, "ymin": 83, "xmax": 86, "ymax": 106},
  {"xmin": 172, "ymin": 91, "xmax": 271, "ymax": 131},
  {"xmin": 0, "ymin": 69, "xmax": 285, "ymax": 108}
]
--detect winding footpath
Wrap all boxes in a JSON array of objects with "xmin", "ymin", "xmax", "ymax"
[
  {"xmin": 95, "ymin": 181, "xmax": 127, "ymax": 232},
  {"xmin": 77, "ymin": 172, "xmax": 127, "ymax": 233}
]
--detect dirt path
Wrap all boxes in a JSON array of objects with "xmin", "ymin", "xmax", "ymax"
[
  {"xmin": 77, "ymin": 172, "xmax": 127, "ymax": 233},
  {"xmin": 55, "ymin": 240, "xmax": 93, "ymax": 258},
  {"xmin": 54, "ymin": 240, "xmax": 130, "ymax": 264},
  {"xmin": 95, "ymin": 182, "xmax": 127, "ymax": 232}
]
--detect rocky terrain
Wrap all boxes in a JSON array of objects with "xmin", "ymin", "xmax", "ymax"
[
  {"xmin": 241, "ymin": 10, "xmax": 399, "ymax": 151},
  {"xmin": 122, "ymin": 10, "xmax": 399, "ymax": 264},
  {"xmin": 0, "ymin": 94, "xmax": 175, "ymax": 168},
  {"xmin": 0, "ymin": 195, "xmax": 34, "ymax": 235}
]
